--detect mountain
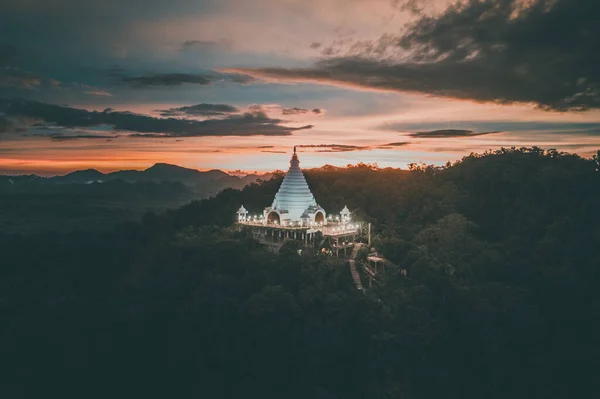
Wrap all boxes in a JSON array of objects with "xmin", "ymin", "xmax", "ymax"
[
  {"xmin": 107, "ymin": 163, "xmax": 241, "ymax": 188},
  {"xmin": 36, "ymin": 163, "xmax": 270, "ymax": 189},
  {"xmin": 241, "ymin": 172, "xmax": 274, "ymax": 185},
  {"xmin": 52, "ymin": 168, "xmax": 105, "ymax": 184},
  {"xmin": 0, "ymin": 165, "xmax": 273, "ymax": 202},
  {"xmin": 0, "ymin": 164, "xmax": 272, "ymax": 234}
]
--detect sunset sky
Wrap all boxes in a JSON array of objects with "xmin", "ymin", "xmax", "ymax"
[{"xmin": 1, "ymin": 0, "xmax": 599, "ymax": 175}]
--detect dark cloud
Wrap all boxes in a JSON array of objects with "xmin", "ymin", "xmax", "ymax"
[
  {"xmin": 0, "ymin": 114, "xmax": 40, "ymax": 134},
  {"xmin": 232, "ymin": 0, "xmax": 600, "ymax": 111},
  {"xmin": 158, "ymin": 103, "xmax": 240, "ymax": 117},
  {"xmin": 391, "ymin": 0, "xmax": 426, "ymax": 15},
  {"xmin": 46, "ymin": 133, "xmax": 120, "ymax": 142},
  {"xmin": 261, "ymin": 150, "xmax": 287, "ymax": 154},
  {"xmin": 298, "ymin": 142, "xmax": 410, "ymax": 152},
  {"xmin": 121, "ymin": 73, "xmax": 212, "ymax": 87},
  {"xmin": 0, "ymin": 99, "xmax": 314, "ymax": 139},
  {"xmin": 0, "ymin": 116, "xmax": 14, "ymax": 133},
  {"xmin": 298, "ymin": 144, "xmax": 370, "ymax": 152},
  {"xmin": 0, "ymin": 68, "xmax": 42, "ymax": 89},
  {"xmin": 246, "ymin": 104, "xmax": 324, "ymax": 116},
  {"xmin": 408, "ymin": 129, "xmax": 501, "ymax": 138},
  {"xmin": 283, "ymin": 107, "xmax": 309, "ymax": 115},
  {"xmin": 181, "ymin": 40, "xmax": 231, "ymax": 52},
  {"xmin": 384, "ymin": 120, "xmax": 600, "ymax": 136},
  {"xmin": 119, "ymin": 71, "xmax": 255, "ymax": 87},
  {"xmin": 182, "ymin": 40, "xmax": 220, "ymax": 50},
  {"xmin": 224, "ymin": 73, "xmax": 256, "ymax": 84},
  {"xmin": 282, "ymin": 107, "xmax": 324, "ymax": 115},
  {"xmin": 309, "ymin": 42, "xmax": 321, "ymax": 49},
  {"xmin": 381, "ymin": 141, "xmax": 410, "ymax": 146}
]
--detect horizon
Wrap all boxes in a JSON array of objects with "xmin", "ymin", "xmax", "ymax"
[
  {"xmin": 0, "ymin": 149, "xmax": 381, "ymax": 177},
  {"xmin": 2, "ymin": 144, "xmax": 597, "ymax": 178}
]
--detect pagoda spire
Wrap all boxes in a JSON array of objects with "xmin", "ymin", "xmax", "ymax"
[{"xmin": 270, "ymin": 147, "xmax": 319, "ymax": 221}]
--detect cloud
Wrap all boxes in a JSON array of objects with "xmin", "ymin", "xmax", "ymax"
[
  {"xmin": 298, "ymin": 144, "xmax": 370, "ymax": 152},
  {"xmin": 84, "ymin": 89, "xmax": 112, "ymax": 97},
  {"xmin": 223, "ymin": 73, "xmax": 256, "ymax": 84},
  {"xmin": 120, "ymin": 73, "xmax": 212, "ymax": 87},
  {"xmin": 0, "ymin": 68, "xmax": 42, "ymax": 89},
  {"xmin": 298, "ymin": 142, "xmax": 410, "ymax": 152},
  {"xmin": 391, "ymin": 0, "xmax": 426, "ymax": 15},
  {"xmin": 0, "ymin": 99, "xmax": 314, "ymax": 138},
  {"xmin": 45, "ymin": 79, "xmax": 113, "ymax": 97},
  {"xmin": 119, "ymin": 71, "xmax": 256, "ymax": 87},
  {"xmin": 0, "ymin": 116, "xmax": 15, "ymax": 133},
  {"xmin": 380, "ymin": 141, "xmax": 410, "ymax": 146},
  {"xmin": 158, "ymin": 103, "xmax": 240, "ymax": 117},
  {"xmin": 182, "ymin": 40, "xmax": 219, "ymax": 50},
  {"xmin": 248, "ymin": 104, "xmax": 324, "ymax": 116},
  {"xmin": 282, "ymin": 107, "xmax": 324, "ymax": 115},
  {"xmin": 181, "ymin": 39, "xmax": 231, "ymax": 52},
  {"xmin": 46, "ymin": 133, "xmax": 120, "ymax": 141},
  {"xmin": 384, "ymin": 120, "xmax": 600, "ymax": 136},
  {"xmin": 158, "ymin": 103, "xmax": 323, "ymax": 119},
  {"xmin": 408, "ymin": 129, "xmax": 502, "ymax": 138},
  {"xmin": 229, "ymin": 0, "xmax": 600, "ymax": 111},
  {"xmin": 0, "ymin": 115, "xmax": 40, "ymax": 134}
]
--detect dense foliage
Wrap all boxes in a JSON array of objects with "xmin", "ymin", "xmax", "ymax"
[{"xmin": 1, "ymin": 147, "xmax": 599, "ymax": 398}]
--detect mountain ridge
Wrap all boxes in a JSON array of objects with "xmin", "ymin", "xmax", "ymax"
[
  {"xmin": 32, "ymin": 163, "xmax": 274, "ymax": 185},
  {"xmin": 0, "ymin": 163, "xmax": 274, "ymax": 197}
]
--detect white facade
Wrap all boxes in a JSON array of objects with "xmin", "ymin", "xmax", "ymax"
[
  {"xmin": 236, "ymin": 205, "xmax": 248, "ymax": 221},
  {"xmin": 340, "ymin": 206, "xmax": 351, "ymax": 221},
  {"xmin": 264, "ymin": 147, "xmax": 326, "ymax": 225}
]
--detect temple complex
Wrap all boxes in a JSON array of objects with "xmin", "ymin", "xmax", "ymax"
[
  {"xmin": 236, "ymin": 147, "xmax": 402, "ymax": 291},
  {"xmin": 236, "ymin": 147, "xmax": 361, "ymax": 255}
]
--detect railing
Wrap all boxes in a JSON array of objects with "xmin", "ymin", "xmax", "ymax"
[{"xmin": 238, "ymin": 220, "xmax": 360, "ymax": 235}]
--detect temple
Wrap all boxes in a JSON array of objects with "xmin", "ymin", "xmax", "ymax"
[
  {"xmin": 236, "ymin": 147, "xmax": 362, "ymax": 255},
  {"xmin": 263, "ymin": 146, "xmax": 326, "ymax": 226}
]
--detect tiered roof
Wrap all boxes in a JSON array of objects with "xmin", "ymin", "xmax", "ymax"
[{"xmin": 270, "ymin": 147, "xmax": 320, "ymax": 221}]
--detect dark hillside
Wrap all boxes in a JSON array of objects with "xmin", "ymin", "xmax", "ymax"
[{"xmin": 1, "ymin": 148, "xmax": 599, "ymax": 398}]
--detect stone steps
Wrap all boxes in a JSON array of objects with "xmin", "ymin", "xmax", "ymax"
[{"xmin": 348, "ymin": 243, "xmax": 364, "ymax": 291}]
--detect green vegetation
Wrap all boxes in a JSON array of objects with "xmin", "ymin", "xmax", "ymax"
[{"xmin": 1, "ymin": 147, "xmax": 599, "ymax": 398}]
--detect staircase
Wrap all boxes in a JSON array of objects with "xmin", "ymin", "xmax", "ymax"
[{"xmin": 348, "ymin": 243, "xmax": 364, "ymax": 291}]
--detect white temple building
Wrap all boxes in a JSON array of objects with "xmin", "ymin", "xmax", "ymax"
[
  {"xmin": 236, "ymin": 147, "xmax": 361, "ymax": 255},
  {"xmin": 263, "ymin": 146, "xmax": 326, "ymax": 226}
]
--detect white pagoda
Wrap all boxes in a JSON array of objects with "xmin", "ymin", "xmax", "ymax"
[
  {"xmin": 263, "ymin": 146, "xmax": 326, "ymax": 226},
  {"xmin": 236, "ymin": 147, "xmax": 360, "ymax": 255}
]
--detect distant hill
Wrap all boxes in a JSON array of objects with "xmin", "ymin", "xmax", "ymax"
[
  {"xmin": 0, "ymin": 163, "xmax": 271, "ymax": 196},
  {"xmin": 0, "ymin": 164, "xmax": 273, "ymax": 234},
  {"xmin": 47, "ymin": 163, "xmax": 269, "ymax": 188},
  {"xmin": 53, "ymin": 168, "xmax": 105, "ymax": 184}
]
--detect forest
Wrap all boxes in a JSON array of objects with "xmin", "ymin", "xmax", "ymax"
[{"xmin": 1, "ymin": 147, "xmax": 599, "ymax": 398}]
